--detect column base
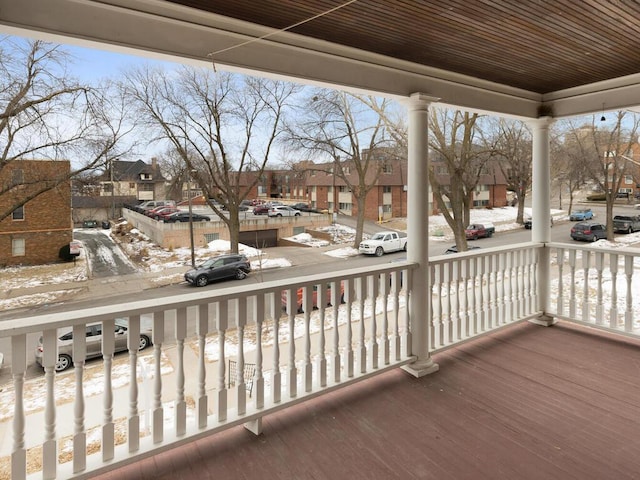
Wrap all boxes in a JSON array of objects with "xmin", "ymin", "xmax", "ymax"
[
  {"xmin": 401, "ymin": 358, "xmax": 439, "ymax": 378},
  {"xmin": 529, "ymin": 314, "xmax": 557, "ymax": 327}
]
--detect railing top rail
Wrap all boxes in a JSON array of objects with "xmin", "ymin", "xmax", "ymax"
[
  {"xmin": 0, "ymin": 260, "xmax": 417, "ymax": 338},
  {"xmin": 429, "ymin": 241, "xmax": 543, "ymax": 266},
  {"xmin": 547, "ymin": 241, "xmax": 640, "ymax": 256}
]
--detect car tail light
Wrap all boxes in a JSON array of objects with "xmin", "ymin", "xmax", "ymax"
[{"xmin": 584, "ymin": 229, "xmax": 592, "ymax": 234}]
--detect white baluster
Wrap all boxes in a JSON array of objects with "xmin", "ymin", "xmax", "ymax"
[
  {"xmin": 625, "ymin": 255, "xmax": 634, "ymax": 332},
  {"xmin": 331, "ymin": 280, "xmax": 341, "ymax": 383},
  {"xmin": 428, "ymin": 265, "xmax": 438, "ymax": 350},
  {"xmin": 380, "ymin": 272, "xmax": 391, "ymax": 364},
  {"xmin": 254, "ymin": 293, "xmax": 267, "ymax": 410},
  {"xmin": 11, "ymin": 334, "xmax": 26, "ymax": 480},
  {"xmin": 609, "ymin": 254, "xmax": 619, "ymax": 328},
  {"xmin": 272, "ymin": 294, "xmax": 282, "ymax": 404},
  {"xmin": 302, "ymin": 286, "xmax": 312, "ymax": 393},
  {"xmin": 216, "ymin": 301, "xmax": 228, "ymax": 421},
  {"xmin": 403, "ymin": 267, "xmax": 412, "ymax": 358},
  {"xmin": 235, "ymin": 298, "xmax": 247, "ymax": 415},
  {"xmin": 555, "ymin": 248, "xmax": 564, "ymax": 317},
  {"xmin": 343, "ymin": 279, "xmax": 354, "ymax": 376},
  {"xmin": 152, "ymin": 311, "xmax": 165, "ymax": 443},
  {"xmin": 286, "ymin": 287, "xmax": 298, "ymax": 398},
  {"xmin": 72, "ymin": 324, "xmax": 86, "ymax": 472},
  {"xmin": 42, "ymin": 329, "xmax": 58, "ymax": 478},
  {"xmin": 452, "ymin": 260, "xmax": 461, "ymax": 341},
  {"xmin": 568, "ymin": 249, "xmax": 577, "ymax": 319},
  {"xmin": 356, "ymin": 277, "xmax": 367, "ymax": 373},
  {"xmin": 127, "ymin": 315, "xmax": 140, "ymax": 452},
  {"xmin": 317, "ymin": 283, "xmax": 327, "ymax": 387},
  {"xmin": 595, "ymin": 252, "xmax": 604, "ymax": 324},
  {"xmin": 174, "ymin": 308, "xmax": 187, "ymax": 436},
  {"xmin": 581, "ymin": 251, "xmax": 591, "ymax": 323},
  {"xmin": 370, "ymin": 274, "xmax": 379, "ymax": 369},
  {"xmin": 197, "ymin": 304, "xmax": 209, "ymax": 429},
  {"xmin": 392, "ymin": 271, "xmax": 402, "ymax": 360},
  {"xmin": 101, "ymin": 319, "xmax": 115, "ymax": 462}
]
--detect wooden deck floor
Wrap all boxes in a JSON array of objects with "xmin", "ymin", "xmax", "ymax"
[{"xmin": 95, "ymin": 321, "xmax": 640, "ymax": 480}]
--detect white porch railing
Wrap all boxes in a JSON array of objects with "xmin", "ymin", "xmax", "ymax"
[
  {"xmin": 4, "ymin": 241, "xmax": 636, "ymax": 479},
  {"xmin": 429, "ymin": 243, "xmax": 542, "ymax": 353},
  {"xmin": 547, "ymin": 242, "xmax": 640, "ymax": 336},
  {"xmin": 3, "ymin": 262, "xmax": 414, "ymax": 480}
]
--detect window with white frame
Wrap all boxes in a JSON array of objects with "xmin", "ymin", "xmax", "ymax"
[
  {"xmin": 12, "ymin": 238, "xmax": 25, "ymax": 256},
  {"xmin": 12, "ymin": 205, "xmax": 24, "ymax": 220}
]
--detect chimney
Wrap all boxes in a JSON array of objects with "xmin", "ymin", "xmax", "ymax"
[{"xmin": 151, "ymin": 157, "xmax": 157, "ymax": 169}]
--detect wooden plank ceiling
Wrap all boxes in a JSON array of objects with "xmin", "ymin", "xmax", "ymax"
[{"xmin": 169, "ymin": 0, "xmax": 640, "ymax": 95}]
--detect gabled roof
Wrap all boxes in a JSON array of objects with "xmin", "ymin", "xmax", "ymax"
[{"xmin": 104, "ymin": 160, "xmax": 167, "ymax": 183}]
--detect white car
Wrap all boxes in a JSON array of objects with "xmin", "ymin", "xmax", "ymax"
[{"xmin": 268, "ymin": 206, "xmax": 301, "ymax": 217}]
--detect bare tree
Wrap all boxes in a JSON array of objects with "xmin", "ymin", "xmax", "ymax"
[
  {"xmin": 562, "ymin": 112, "xmax": 640, "ymax": 239},
  {"xmin": 493, "ymin": 119, "xmax": 532, "ymax": 224},
  {"xmin": 285, "ymin": 90, "xmax": 395, "ymax": 247},
  {"xmin": 428, "ymin": 109, "xmax": 497, "ymax": 250},
  {"xmin": 122, "ymin": 66, "xmax": 298, "ymax": 252},
  {"xmin": 551, "ymin": 122, "xmax": 588, "ymax": 213},
  {"xmin": 0, "ymin": 38, "xmax": 135, "ymax": 221}
]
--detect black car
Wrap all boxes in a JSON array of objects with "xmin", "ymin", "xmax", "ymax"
[
  {"xmin": 165, "ymin": 211, "xmax": 210, "ymax": 223},
  {"xmin": 523, "ymin": 217, "xmax": 553, "ymax": 229},
  {"xmin": 444, "ymin": 245, "xmax": 481, "ymax": 254},
  {"xmin": 570, "ymin": 221, "xmax": 607, "ymax": 242},
  {"xmin": 184, "ymin": 254, "xmax": 251, "ymax": 287}
]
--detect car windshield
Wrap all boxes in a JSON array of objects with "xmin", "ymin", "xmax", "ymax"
[
  {"xmin": 371, "ymin": 233, "xmax": 385, "ymax": 240},
  {"xmin": 200, "ymin": 259, "xmax": 217, "ymax": 268}
]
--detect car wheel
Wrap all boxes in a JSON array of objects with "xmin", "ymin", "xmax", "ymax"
[
  {"xmin": 403, "ymin": 242, "xmax": 407, "ymax": 252},
  {"xmin": 277, "ymin": 213, "xmax": 282, "ymax": 217},
  {"xmin": 295, "ymin": 212, "xmax": 300, "ymax": 216},
  {"xmin": 375, "ymin": 247, "xmax": 384, "ymax": 257},
  {"xmin": 139, "ymin": 335, "xmax": 151, "ymax": 350},
  {"xmin": 195, "ymin": 275, "xmax": 209, "ymax": 287},
  {"xmin": 628, "ymin": 227, "xmax": 633, "ymax": 234},
  {"xmin": 235, "ymin": 269, "xmax": 247, "ymax": 280},
  {"xmin": 591, "ymin": 235, "xmax": 597, "ymax": 242},
  {"xmin": 55, "ymin": 354, "xmax": 73, "ymax": 372}
]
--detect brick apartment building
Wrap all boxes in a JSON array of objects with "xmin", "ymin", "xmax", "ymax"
[{"xmin": 0, "ymin": 159, "xmax": 72, "ymax": 266}]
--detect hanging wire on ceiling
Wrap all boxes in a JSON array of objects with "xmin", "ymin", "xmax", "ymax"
[
  {"xmin": 600, "ymin": 103, "xmax": 606, "ymax": 122},
  {"xmin": 207, "ymin": 0, "xmax": 359, "ymax": 71}
]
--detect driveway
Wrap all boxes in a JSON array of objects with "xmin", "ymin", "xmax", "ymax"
[{"xmin": 74, "ymin": 229, "xmax": 138, "ymax": 278}]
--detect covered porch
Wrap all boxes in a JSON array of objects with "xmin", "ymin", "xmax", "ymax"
[
  {"xmin": 1, "ymin": 1, "xmax": 640, "ymax": 479},
  {"xmin": 93, "ymin": 319, "xmax": 640, "ymax": 480}
]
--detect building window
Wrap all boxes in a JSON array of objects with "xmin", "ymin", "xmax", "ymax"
[
  {"xmin": 204, "ymin": 233, "xmax": 220, "ymax": 243},
  {"xmin": 382, "ymin": 164, "xmax": 393, "ymax": 174},
  {"xmin": 12, "ymin": 238, "xmax": 25, "ymax": 256},
  {"xmin": 12, "ymin": 169, "xmax": 24, "ymax": 186},
  {"xmin": 339, "ymin": 186, "xmax": 349, "ymax": 193},
  {"xmin": 12, "ymin": 205, "xmax": 24, "ymax": 220},
  {"xmin": 339, "ymin": 202, "xmax": 351, "ymax": 210},
  {"xmin": 343, "ymin": 166, "xmax": 350, "ymax": 175},
  {"xmin": 103, "ymin": 183, "xmax": 113, "ymax": 193},
  {"xmin": 625, "ymin": 175, "xmax": 634, "ymax": 185},
  {"xmin": 140, "ymin": 173, "xmax": 152, "ymax": 180},
  {"xmin": 383, "ymin": 186, "xmax": 392, "ymax": 193},
  {"xmin": 473, "ymin": 199, "xmax": 490, "ymax": 207}
]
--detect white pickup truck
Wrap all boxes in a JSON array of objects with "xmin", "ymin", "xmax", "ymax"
[{"xmin": 358, "ymin": 231, "xmax": 408, "ymax": 256}]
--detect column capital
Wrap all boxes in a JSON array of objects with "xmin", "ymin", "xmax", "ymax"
[
  {"xmin": 527, "ymin": 116, "xmax": 555, "ymax": 129},
  {"xmin": 404, "ymin": 93, "xmax": 440, "ymax": 110}
]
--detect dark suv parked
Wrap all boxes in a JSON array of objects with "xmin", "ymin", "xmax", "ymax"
[
  {"xmin": 570, "ymin": 221, "xmax": 607, "ymax": 242},
  {"xmin": 184, "ymin": 254, "xmax": 251, "ymax": 287}
]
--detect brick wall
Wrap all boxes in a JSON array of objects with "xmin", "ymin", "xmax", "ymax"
[{"xmin": 0, "ymin": 160, "xmax": 72, "ymax": 266}]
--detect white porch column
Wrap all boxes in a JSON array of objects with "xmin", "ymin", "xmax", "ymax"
[
  {"xmin": 402, "ymin": 93, "xmax": 439, "ymax": 378},
  {"xmin": 529, "ymin": 116, "xmax": 556, "ymax": 326}
]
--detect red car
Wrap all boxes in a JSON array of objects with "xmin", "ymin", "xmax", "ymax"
[
  {"xmin": 281, "ymin": 282, "xmax": 345, "ymax": 313},
  {"xmin": 154, "ymin": 207, "xmax": 180, "ymax": 221},
  {"xmin": 253, "ymin": 204, "xmax": 271, "ymax": 215}
]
